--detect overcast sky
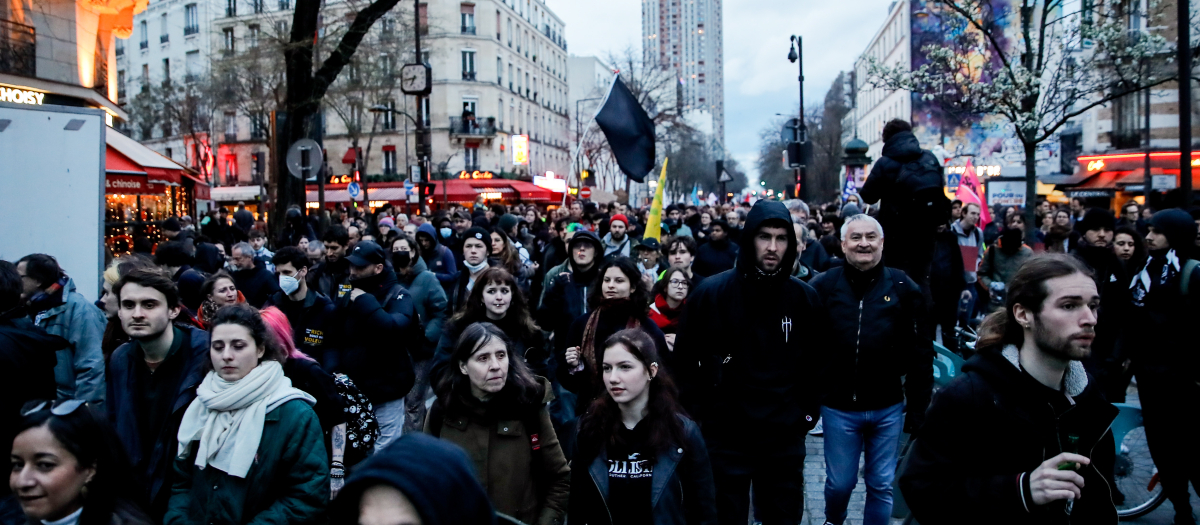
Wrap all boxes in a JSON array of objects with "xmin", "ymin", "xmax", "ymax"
[{"xmin": 545, "ymin": 0, "xmax": 893, "ymax": 182}]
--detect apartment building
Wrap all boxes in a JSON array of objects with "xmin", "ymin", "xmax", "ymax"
[{"xmin": 641, "ymin": 0, "xmax": 724, "ymax": 146}]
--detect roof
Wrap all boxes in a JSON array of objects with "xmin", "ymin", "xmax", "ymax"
[{"xmin": 106, "ymin": 128, "xmax": 188, "ymax": 171}]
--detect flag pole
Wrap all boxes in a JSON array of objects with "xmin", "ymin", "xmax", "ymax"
[{"xmin": 562, "ymin": 72, "xmax": 622, "ymax": 208}]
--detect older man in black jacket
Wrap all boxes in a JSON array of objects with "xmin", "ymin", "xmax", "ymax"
[
  {"xmin": 900, "ymin": 255, "xmax": 1118, "ymax": 525},
  {"xmin": 675, "ymin": 200, "xmax": 822, "ymax": 525},
  {"xmin": 809, "ymin": 214, "xmax": 932, "ymax": 525},
  {"xmin": 332, "ymin": 240, "xmax": 420, "ymax": 452}
]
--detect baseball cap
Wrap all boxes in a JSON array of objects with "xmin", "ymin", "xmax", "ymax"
[
  {"xmin": 634, "ymin": 237, "xmax": 661, "ymax": 252},
  {"xmin": 346, "ymin": 240, "xmax": 387, "ymax": 266}
]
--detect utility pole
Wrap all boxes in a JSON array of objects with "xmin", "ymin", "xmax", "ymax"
[
  {"xmin": 414, "ymin": 0, "xmax": 431, "ymax": 214},
  {"xmin": 788, "ymin": 35, "xmax": 808, "ymax": 201},
  {"xmin": 1178, "ymin": 0, "xmax": 1193, "ymax": 206}
]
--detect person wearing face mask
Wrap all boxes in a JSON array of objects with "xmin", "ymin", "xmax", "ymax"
[
  {"xmin": 978, "ymin": 227, "xmax": 1034, "ymax": 314},
  {"xmin": 389, "ymin": 234, "xmax": 449, "ymax": 434},
  {"xmin": 263, "ymin": 247, "xmax": 337, "ymax": 367},
  {"xmin": 197, "ymin": 272, "xmax": 244, "ymax": 329},
  {"xmin": 415, "ymin": 223, "xmax": 460, "ymax": 295},
  {"xmin": 448, "ymin": 227, "xmax": 499, "ymax": 312},
  {"xmin": 9, "ymin": 400, "xmax": 153, "ymax": 525},
  {"xmin": 164, "ymin": 304, "xmax": 327, "ymax": 525},
  {"xmin": 569, "ymin": 328, "xmax": 716, "ymax": 525},
  {"xmin": 425, "ymin": 323, "xmax": 570, "ymax": 525},
  {"xmin": 558, "ymin": 258, "xmax": 670, "ymax": 417}
]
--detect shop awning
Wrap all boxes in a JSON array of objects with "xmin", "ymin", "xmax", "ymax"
[
  {"xmin": 304, "ymin": 179, "xmax": 563, "ymax": 204},
  {"xmin": 211, "ymin": 185, "xmax": 265, "ymax": 202},
  {"xmin": 342, "ymin": 148, "xmax": 357, "ymax": 164},
  {"xmin": 105, "ymin": 128, "xmax": 189, "ymax": 185}
]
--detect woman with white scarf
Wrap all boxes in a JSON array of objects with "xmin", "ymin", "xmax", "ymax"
[{"xmin": 163, "ymin": 303, "xmax": 329, "ymax": 525}]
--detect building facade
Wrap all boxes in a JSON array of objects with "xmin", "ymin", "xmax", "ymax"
[{"xmin": 641, "ymin": 0, "xmax": 724, "ymax": 146}]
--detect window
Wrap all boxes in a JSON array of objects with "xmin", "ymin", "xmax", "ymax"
[
  {"xmin": 250, "ymin": 112, "xmax": 267, "ymax": 139},
  {"xmin": 141, "ymin": 64, "xmax": 149, "ymax": 91},
  {"xmin": 161, "ymin": 119, "xmax": 172, "ymax": 137},
  {"xmin": 161, "ymin": 58, "xmax": 170, "ymax": 86},
  {"xmin": 381, "ymin": 53, "xmax": 393, "ymax": 77},
  {"xmin": 349, "ymin": 104, "xmax": 362, "ymax": 130},
  {"xmin": 184, "ymin": 4, "xmax": 199, "ymax": 34},
  {"xmin": 278, "ymin": 0, "xmax": 289, "ymax": 10},
  {"xmin": 186, "ymin": 51, "xmax": 199, "ymax": 82},
  {"xmin": 461, "ymin": 4, "xmax": 475, "ymax": 34},
  {"xmin": 507, "ymin": 18, "xmax": 512, "ymax": 46},
  {"xmin": 383, "ymin": 149, "xmax": 397, "ymax": 175},
  {"xmin": 497, "ymin": 57, "xmax": 502, "ymax": 84},
  {"xmin": 223, "ymin": 28, "xmax": 235, "ymax": 54},
  {"xmin": 117, "ymin": 70, "xmax": 126, "ymax": 99},
  {"xmin": 461, "ymin": 50, "xmax": 476, "ymax": 80},
  {"xmin": 159, "ymin": 13, "xmax": 169, "ymax": 42},
  {"xmin": 382, "ymin": 100, "xmax": 397, "ymax": 130},
  {"xmin": 224, "ymin": 111, "xmax": 237, "ymax": 141},
  {"xmin": 380, "ymin": 17, "xmax": 395, "ymax": 37},
  {"xmin": 248, "ymin": 24, "xmax": 260, "ymax": 47},
  {"xmin": 252, "ymin": 0, "xmax": 264, "ymax": 14},
  {"xmin": 496, "ymin": 11, "xmax": 501, "ymax": 39},
  {"xmin": 464, "ymin": 144, "xmax": 479, "ymax": 170},
  {"xmin": 225, "ymin": 0, "xmax": 235, "ymax": 17},
  {"xmin": 116, "ymin": 40, "xmax": 124, "ymax": 56},
  {"xmin": 462, "ymin": 99, "xmax": 477, "ymax": 115},
  {"xmin": 276, "ymin": 20, "xmax": 288, "ymax": 35},
  {"xmin": 508, "ymin": 64, "xmax": 513, "ymax": 90},
  {"xmin": 139, "ymin": 21, "xmax": 148, "ymax": 48},
  {"xmin": 498, "ymin": 96, "xmax": 504, "ymax": 129}
]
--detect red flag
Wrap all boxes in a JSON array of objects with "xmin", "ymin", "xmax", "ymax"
[{"xmin": 955, "ymin": 158, "xmax": 991, "ymax": 228}]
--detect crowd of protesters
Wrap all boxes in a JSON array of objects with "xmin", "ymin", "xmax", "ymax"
[{"xmin": 2, "ymin": 118, "xmax": 1200, "ymax": 525}]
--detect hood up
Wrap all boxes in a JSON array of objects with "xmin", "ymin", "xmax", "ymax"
[
  {"xmin": 735, "ymin": 200, "xmax": 798, "ymax": 280},
  {"xmin": 881, "ymin": 130, "xmax": 924, "ymax": 163}
]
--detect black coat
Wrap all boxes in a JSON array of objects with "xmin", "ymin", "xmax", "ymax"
[
  {"xmin": 172, "ymin": 265, "xmax": 208, "ymax": 313},
  {"xmin": 809, "ymin": 265, "xmax": 933, "ymax": 430},
  {"xmin": 1070, "ymin": 243, "xmax": 1128, "ymax": 381},
  {"xmin": 282, "ymin": 356, "xmax": 347, "ymax": 432},
  {"xmin": 331, "ymin": 270, "xmax": 420, "ymax": 405},
  {"xmin": 306, "ymin": 258, "xmax": 351, "ymax": 299},
  {"xmin": 107, "ymin": 325, "xmax": 209, "ymax": 520},
  {"xmin": 264, "ymin": 290, "xmax": 338, "ymax": 367},
  {"xmin": 899, "ymin": 346, "xmax": 1118, "ymax": 525},
  {"xmin": 929, "ymin": 227, "xmax": 966, "ymax": 301},
  {"xmin": 860, "ymin": 130, "xmax": 945, "ymax": 277},
  {"xmin": 674, "ymin": 201, "xmax": 822, "ymax": 456},
  {"xmin": 569, "ymin": 415, "xmax": 718, "ymax": 525},
  {"xmin": 692, "ymin": 238, "xmax": 738, "ymax": 278},
  {"xmin": 230, "ymin": 260, "xmax": 280, "ymax": 308},
  {"xmin": 536, "ymin": 262, "xmax": 599, "ymax": 342},
  {"xmin": 0, "ymin": 314, "xmax": 63, "ymax": 474}
]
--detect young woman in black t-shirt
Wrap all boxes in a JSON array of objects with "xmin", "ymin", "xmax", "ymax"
[{"xmin": 569, "ymin": 329, "xmax": 717, "ymax": 525}]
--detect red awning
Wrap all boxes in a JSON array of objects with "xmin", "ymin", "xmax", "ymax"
[
  {"xmin": 382, "ymin": 145, "xmax": 397, "ymax": 152},
  {"xmin": 342, "ymin": 148, "xmax": 357, "ymax": 164},
  {"xmin": 106, "ymin": 128, "xmax": 187, "ymax": 185}
]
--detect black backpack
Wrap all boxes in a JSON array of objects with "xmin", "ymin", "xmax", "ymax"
[{"xmin": 892, "ymin": 151, "xmax": 952, "ymax": 229}]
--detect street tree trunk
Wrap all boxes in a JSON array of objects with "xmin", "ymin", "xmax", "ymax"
[{"xmin": 1023, "ymin": 138, "xmax": 1039, "ymax": 247}]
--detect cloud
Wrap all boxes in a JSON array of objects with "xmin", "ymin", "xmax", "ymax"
[{"xmin": 548, "ymin": 0, "xmax": 894, "ymax": 183}]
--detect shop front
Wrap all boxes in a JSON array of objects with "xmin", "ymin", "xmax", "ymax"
[
  {"xmin": 104, "ymin": 129, "xmax": 199, "ymax": 254},
  {"xmin": 1058, "ymin": 152, "xmax": 1200, "ymax": 212},
  {"xmin": 305, "ymin": 170, "xmax": 563, "ymax": 212}
]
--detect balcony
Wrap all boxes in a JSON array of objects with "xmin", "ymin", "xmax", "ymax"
[
  {"xmin": 1111, "ymin": 131, "xmax": 1142, "ymax": 150},
  {"xmin": 184, "ymin": 25, "xmax": 199, "ymax": 36},
  {"xmin": 461, "ymin": 25, "xmax": 475, "ymax": 35},
  {"xmin": 461, "ymin": 70, "xmax": 476, "ymax": 81},
  {"xmin": 450, "ymin": 116, "xmax": 496, "ymax": 137},
  {"xmin": 1, "ymin": 19, "xmax": 36, "ymax": 77},
  {"xmin": 160, "ymin": 34, "xmax": 169, "ymax": 43},
  {"xmin": 139, "ymin": 40, "xmax": 149, "ymax": 49},
  {"xmin": 226, "ymin": 6, "xmax": 236, "ymax": 16}
]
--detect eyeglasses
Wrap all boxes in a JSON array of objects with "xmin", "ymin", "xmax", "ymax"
[
  {"xmin": 21, "ymin": 399, "xmax": 88, "ymax": 417},
  {"xmin": 668, "ymin": 279, "xmax": 689, "ymax": 288}
]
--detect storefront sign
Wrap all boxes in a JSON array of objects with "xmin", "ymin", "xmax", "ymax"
[
  {"xmin": 194, "ymin": 183, "xmax": 211, "ymax": 201},
  {"xmin": 328, "ymin": 174, "xmax": 354, "ymax": 184},
  {"xmin": 512, "ymin": 135, "xmax": 529, "ymax": 165},
  {"xmin": 986, "ymin": 180, "xmax": 1026, "ymax": 206},
  {"xmin": 105, "ymin": 174, "xmax": 148, "ymax": 194},
  {"xmin": 459, "ymin": 170, "xmax": 494, "ymax": 179},
  {"xmin": 1151, "ymin": 175, "xmax": 1177, "ymax": 191},
  {"xmin": 0, "ymin": 86, "xmax": 45, "ymax": 105},
  {"xmin": 1067, "ymin": 189, "xmax": 1114, "ymax": 198}
]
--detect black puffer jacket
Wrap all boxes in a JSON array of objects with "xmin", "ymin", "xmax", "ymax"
[
  {"xmin": 0, "ymin": 313, "xmax": 63, "ymax": 472},
  {"xmin": 900, "ymin": 346, "xmax": 1118, "ymax": 525},
  {"xmin": 674, "ymin": 200, "xmax": 823, "ymax": 454},
  {"xmin": 809, "ymin": 264, "xmax": 932, "ymax": 429}
]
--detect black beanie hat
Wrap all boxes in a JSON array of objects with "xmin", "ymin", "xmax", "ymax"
[
  {"xmin": 464, "ymin": 226, "xmax": 490, "ymax": 245},
  {"xmin": 1149, "ymin": 208, "xmax": 1197, "ymax": 252},
  {"xmin": 1077, "ymin": 208, "xmax": 1115, "ymax": 233}
]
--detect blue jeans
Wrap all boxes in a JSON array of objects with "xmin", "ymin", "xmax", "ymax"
[
  {"xmin": 374, "ymin": 398, "xmax": 406, "ymax": 453},
  {"xmin": 822, "ymin": 403, "xmax": 905, "ymax": 525}
]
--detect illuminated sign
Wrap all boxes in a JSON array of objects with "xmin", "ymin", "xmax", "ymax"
[
  {"xmin": 328, "ymin": 175, "xmax": 354, "ymax": 184},
  {"xmin": 369, "ymin": 200, "xmax": 389, "ymax": 208},
  {"xmin": 512, "ymin": 135, "xmax": 529, "ymax": 165},
  {"xmin": 306, "ymin": 202, "xmax": 320, "ymax": 208},
  {"xmin": 945, "ymin": 165, "xmax": 1002, "ymax": 177},
  {"xmin": 0, "ymin": 86, "xmax": 45, "ymax": 105},
  {"xmin": 478, "ymin": 192, "xmax": 503, "ymax": 199},
  {"xmin": 533, "ymin": 175, "xmax": 567, "ymax": 193},
  {"xmin": 458, "ymin": 170, "xmax": 494, "ymax": 179},
  {"xmin": 1087, "ymin": 160, "xmax": 1105, "ymax": 172}
]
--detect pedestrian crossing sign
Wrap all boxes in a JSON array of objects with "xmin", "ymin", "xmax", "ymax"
[{"xmin": 946, "ymin": 172, "xmax": 962, "ymax": 191}]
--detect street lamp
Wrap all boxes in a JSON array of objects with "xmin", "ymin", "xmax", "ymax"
[{"xmin": 787, "ymin": 35, "xmax": 807, "ymax": 200}]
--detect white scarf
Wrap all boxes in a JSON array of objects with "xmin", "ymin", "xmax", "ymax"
[
  {"xmin": 1130, "ymin": 249, "xmax": 1180, "ymax": 307},
  {"xmin": 177, "ymin": 360, "xmax": 315, "ymax": 478}
]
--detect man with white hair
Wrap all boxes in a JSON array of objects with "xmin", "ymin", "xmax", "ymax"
[{"xmin": 809, "ymin": 214, "xmax": 933, "ymax": 525}]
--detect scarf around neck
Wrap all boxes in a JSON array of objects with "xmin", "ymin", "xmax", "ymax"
[
  {"xmin": 580, "ymin": 300, "xmax": 642, "ymax": 379},
  {"xmin": 176, "ymin": 360, "xmax": 314, "ymax": 477},
  {"xmin": 1130, "ymin": 248, "xmax": 1179, "ymax": 307}
]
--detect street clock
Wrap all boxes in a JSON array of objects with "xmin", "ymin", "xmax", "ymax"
[{"xmin": 399, "ymin": 64, "xmax": 431, "ymax": 95}]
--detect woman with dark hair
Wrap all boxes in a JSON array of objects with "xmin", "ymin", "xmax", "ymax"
[
  {"xmin": 490, "ymin": 228, "xmax": 532, "ymax": 289},
  {"xmin": 434, "ymin": 267, "xmax": 549, "ymax": 378},
  {"xmin": 9, "ymin": 400, "xmax": 152, "ymax": 525},
  {"xmin": 647, "ymin": 266, "xmax": 691, "ymax": 352},
  {"xmin": 1112, "ymin": 225, "xmax": 1147, "ymax": 273},
  {"xmin": 196, "ymin": 271, "xmax": 244, "ymax": 328},
  {"xmin": 569, "ymin": 329, "xmax": 717, "ymax": 525},
  {"xmin": 1045, "ymin": 209, "xmax": 1080, "ymax": 253},
  {"xmin": 558, "ymin": 258, "xmax": 670, "ymax": 412},
  {"xmin": 164, "ymin": 304, "xmax": 328, "ymax": 524},
  {"xmin": 426, "ymin": 322, "xmax": 570, "ymax": 525}
]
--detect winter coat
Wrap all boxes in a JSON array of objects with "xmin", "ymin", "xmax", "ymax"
[
  {"xmin": 929, "ymin": 227, "xmax": 966, "ymax": 301},
  {"xmin": 691, "ymin": 238, "xmax": 738, "ymax": 278},
  {"xmin": 331, "ymin": 433, "xmax": 496, "ymax": 525},
  {"xmin": 602, "ymin": 232, "xmax": 632, "ymax": 260},
  {"xmin": 331, "ymin": 269, "xmax": 420, "ymax": 405},
  {"xmin": 809, "ymin": 265, "xmax": 933, "ymax": 431},
  {"xmin": 978, "ymin": 243, "xmax": 1034, "ymax": 292},
  {"xmin": 556, "ymin": 302, "xmax": 670, "ymax": 413},
  {"xmin": 431, "ymin": 313, "xmax": 550, "ymax": 381},
  {"xmin": 32, "ymin": 278, "xmax": 107, "ymax": 407},
  {"xmin": 673, "ymin": 200, "xmax": 822, "ymax": 456},
  {"xmin": 537, "ymin": 263, "xmax": 598, "ymax": 341},
  {"xmin": 396, "ymin": 257, "xmax": 450, "ymax": 361},
  {"xmin": 307, "ymin": 257, "xmax": 352, "ymax": 300},
  {"xmin": 230, "ymin": 259, "xmax": 280, "ymax": 308},
  {"xmin": 899, "ymin": 346, "xmax": 1118, "ymax": 525},
  {"xmin": 418, "ymin": 223, "xmax": 461, "ymax": 292},
  {"xmin": 107, "ymin": 325, "xmax": 210, "ymax": 520},
  {"xmin": 0, "ymin": 313, "xmax": 63, "ymax": 471},
  {"xmin": 425, "ymin": 377, "xmax": 569, "ymax": 525},
  {"xmin": 1070, "ymin": 243, "xmax": 1130, "ymax": 381},
  {"xmin": 163, "ymin": 399, "xmax": 329, "ymax": 525},
  {"xmin": 568, "ymin": 415, "xmax": 718, "ymax": 525},
  {"xmin": 800, "ymin": 237, "xmax": 833, "ymax": 272},
  {"xmin": 264, "ymin": 289, "xmax": 337, "ymax": 365},
  {"xmin": 860, "ymin": 130, "xmax": 946, "ymax": 274},
  {"xmin": 952, "ymin": 221, "xmax": 984, "ymax": 285}
]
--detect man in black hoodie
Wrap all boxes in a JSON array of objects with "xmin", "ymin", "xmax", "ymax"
[
  {"xmin": 900, "ymin": 255, "xmax": 1118, "ymax": 525},
  {"xmin": 537, "ymin": 229, "xmax": 604, "ymax": 343},
  {"xmin": 1125, "ymin": 208, "xmax": 1200, "ymax": 524},
  {"xmin": 809, "ymin": 214, "xmax": 932, "ymax": 525},
  {"xmin": 675, "ymin": 200, "xmax": 823, "ymax": 525},
  {"xmin": 1069, "ymin": 209, "xmax": 1130, "ymax": 401},
  {"xmin": 693, "ymin": 219, "xmax": 739, "ymax": 278},
  {"xmin": 332, "ymin": 240, "xmax": 420, "ymax": 451}
]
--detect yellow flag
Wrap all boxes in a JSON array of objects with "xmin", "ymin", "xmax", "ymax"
[{"xmin": 642, "ymin": 158, "xmax": 669, "ymax": 241}]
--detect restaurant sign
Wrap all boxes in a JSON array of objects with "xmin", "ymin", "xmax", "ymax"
[
  {"xmin": 105, "ymin": 174, "xmax": 148, "ymax": 194},
  {"xmin": 0, "ymin": 86, "xmax": 45, "ymax": 105}
]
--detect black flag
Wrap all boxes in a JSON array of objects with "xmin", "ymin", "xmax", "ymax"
[{"xmin": 593, "ymin": 77, "xmax": 656, "ymax": 182}]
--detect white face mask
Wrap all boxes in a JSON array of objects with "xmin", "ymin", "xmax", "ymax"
[{"xmin": 279, "ymin": 275, "xmax": 301, "ymax": 295}]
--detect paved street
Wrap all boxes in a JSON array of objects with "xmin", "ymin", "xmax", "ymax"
[{"xmin": 798, "ymin": 383, "xmax": 1200, "ymax": 525}]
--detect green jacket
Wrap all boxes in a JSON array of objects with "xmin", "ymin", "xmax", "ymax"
[{"xmin": 163, "ymin": 399, "xmax": 330, "ymax": 525}]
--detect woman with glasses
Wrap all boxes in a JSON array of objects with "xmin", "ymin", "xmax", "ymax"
[
  {"xmin": 648, "ymin": 266, "xmax": 692, "ymax": 353},
  {"xmin": 9, "ymin": 400, "xmax": 152, "ymax": 525},
  {"xmin": 426, "ymin": 322, "xmax": 570, "ymax": 525},
  {"xmin": 196, "ymin": 272, "xmax": 243, "ymax": 328},
  {"xmin": 164, "ymin": 303, "xmax": 328, "ymax": 524}
]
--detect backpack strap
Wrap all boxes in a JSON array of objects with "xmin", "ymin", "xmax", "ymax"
[{"xmin": 1182, "ymin": 259, "xmax": 1199, "ymax": 306}]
